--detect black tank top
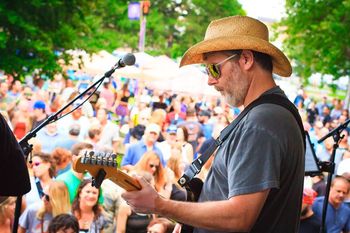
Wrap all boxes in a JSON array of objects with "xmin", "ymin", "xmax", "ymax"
[{"xmin": 126, "ymin": 212, "xmax": 152, "ymax": 233}]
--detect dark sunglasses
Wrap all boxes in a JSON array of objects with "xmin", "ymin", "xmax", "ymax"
[
  {"xmin": 149, "ymin": 164, "xmax": 159, "ymax": 169},
  {"xmin": 43, "ymin": 193, "xmax": 50, "ymax": 202},
  {"xmin": 205, "ymin": 53, "xmax": 238, "ymax": 79}
]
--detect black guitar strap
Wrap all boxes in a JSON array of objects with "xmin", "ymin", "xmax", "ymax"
[{"xmin": 178, "ymin": 93, "xmax": 306, "ymax": 187}]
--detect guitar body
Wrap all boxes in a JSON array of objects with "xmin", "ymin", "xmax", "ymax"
[{"xmin": 181, "ymin": 177, "xmax": 203, "ymax": 233}]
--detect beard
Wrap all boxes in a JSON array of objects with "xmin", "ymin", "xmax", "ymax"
[{"xmin": 222, "ymin": 70, "xmax": 250, "ymax": 107}]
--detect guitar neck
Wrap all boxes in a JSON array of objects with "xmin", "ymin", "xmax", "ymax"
[{"xmin": 73, "ymin": 153, "xmax": 141, "ymax": 191}]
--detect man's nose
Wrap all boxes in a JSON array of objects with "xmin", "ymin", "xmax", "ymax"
[{"xmin": 207, "ymin": 76, "xmax": 218, "ymax": 86}]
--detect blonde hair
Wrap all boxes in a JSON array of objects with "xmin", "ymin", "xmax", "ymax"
[
  {"xmin": 0, "ymin": 197, "xmax": 16, "ymax": 224},
  {"xmin": 37, "ymin": 181, "xmax": 71, "ymax": 220}
]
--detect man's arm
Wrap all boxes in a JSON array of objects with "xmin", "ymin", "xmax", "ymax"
[{"xmin": 122, "ymin": 177, "xmax": 269, "ymax": 232}]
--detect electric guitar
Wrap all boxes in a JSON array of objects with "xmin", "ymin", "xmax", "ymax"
[
  {"xmin": 72, "ymin": 150, "xmax": 202, "ymax": 233},
  {"xmin": 72, "ymin": 150, "xmax": 141, "ymax": 190}
]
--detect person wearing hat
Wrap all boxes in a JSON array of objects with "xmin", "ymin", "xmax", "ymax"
[
  {"xmin": 121, "ymin": 15, "xmax": 305, "ymax": 233},
  {"xmin": 31, "ymin": 100, "xmax": 47, "ymax": 130},
  {"xmin": 121, "ymin": 123, "xmax": 166, "ymax": 171}
]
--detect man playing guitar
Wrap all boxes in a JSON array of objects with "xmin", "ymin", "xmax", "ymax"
[{"xmin": 121, "ymin": 16, "xmax": 305, "ymax": 233}]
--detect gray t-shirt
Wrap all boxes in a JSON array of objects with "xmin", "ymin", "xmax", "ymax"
[
  {"xmin": 19, "ymin": 202, "xmax": 53, "ymax": 233},
  {"xmin": 194, "ymin": 87, "xmax": 305, "ymax": 233}
]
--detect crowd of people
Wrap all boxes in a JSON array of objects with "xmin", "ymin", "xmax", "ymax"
[{"xmin": 1, "ymin": 15, "xmax": 350, "ymax": 233}]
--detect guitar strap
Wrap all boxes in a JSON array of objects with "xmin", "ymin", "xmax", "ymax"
[{"xmin": 178, "ymin": 93, "xmax": 306, "ymax": 187}]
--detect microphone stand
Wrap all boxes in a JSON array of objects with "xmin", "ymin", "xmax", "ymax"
[
  {"xmin": 13, "ymin": 62, "xmax": 124, "ymax": 233},
  {"xmin": 317, "ymin": 118, "xmax": 350, "ymax": 233}
]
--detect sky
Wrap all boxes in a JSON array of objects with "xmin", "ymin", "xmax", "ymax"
[{"xmin": 238, "ymin": 0, "xmax": 286, "ymax": 22}]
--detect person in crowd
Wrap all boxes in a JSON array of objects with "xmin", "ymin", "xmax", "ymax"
[
  {"xmin": 31, "ymin": 100, "xmax": 48, "ymax": 130},
  {"xmin": 35, "ymin": 122, "xmax": 66, "ymax": 153},
  {"xmin": 147, "ymin": 218, "xmax": 175, "ymax": 233},
  {"xmin": 133, "ymin": 151, "xmax": 170, "ymax": 197},
  {"xmin": 158, "ymin": 125, "xmax": 178, "ymax": 162},
  {"xmin": 312, "ymin": 176, "xmax": 350, "ymax": 233},
  {"xmin": 51, "ymin": 147, "xmax": 72, "ymax": 176},
  {"xmin": 319, "ymin": 105, "xmax": 332, "ymax": 128},
  {"xmin": 197, "ymin": 110, "xmax": 213, "ymax": 140},
  {"xmin": 19, "ymin": 181, "xmax": 71, "ymax": 233},
  {"xmin": 165, "ymin": 99, "xmax": 186, "ymax": 129},
  {"xmin": 316, "ymin": 96, "xmax": 329, "ymax": 116},
  {"xmin": 176, "ymin": 125, "xmax": 194, "ymax": 166},
  {"xmin": 306, "ymin": 101, "xmax": 319, "ymax": 127},
  {"xmin": 337, "ymin": 151, "xmax": 350, "ymax": 177},
  {"xmin": 0, "ymin": 196, "xmax": 16, "ymax": 233},
  {"xmin": 48, "ymin": 213, "xmax": 80, "ymax": 233},
  {"xmin": 166, "ymin": 151, "xmax": 187, "ymax": 201},
  {"xmin": 25, "ymin": 152, "xmax": 56, "ymax": 207},
  {"xmin": 152, "ymin": 93, "xmax": 168, "ymax": 111},
  {"xmin": 312, "ymin": 174, "xmax": 327, "ymax": 197},
  {"xmin": 99, "ymin": 80, "xmax": 116, "ymax": 111},
  {"xmin": 298, "ymin": 188, "xmax": 320, "ymax": 233},
  {"xmin": 72, "ymin": 179, "xmax": 105, "ymax": 233},
  {"xmin": 122, "ymin": 15, "xmax": 305, "ymax": 233},
  {"xmin": 149, "ymin": 108, "xmax": 167, "ymax": 142},
  {"xmin": 85, "ymin": 126, "xmax": 102, "ymax": 150},
  {"xmin": 57, "ymin": 102, "xmax": 90, "ymax": 140},
  {"xmin": 116, "ymin": 172, "xmax": 154, "ymax": 233},
  {"xmin": 121, "ymin": 123, "xmax": 165, "ymax": 171},
  {"xmin": 10, "ymin": 97, "xmax": 33, "ymax": 139},
  {"xmin": 56, "ymin": 142, "xmax": 94, "ymax": 203},
  {"xmin": 96, "ymin": 108, "xmax": 121, "ymax": 153},
  {"xmin": 115, "ymin": 83, "xmax": 133, "ymax": 125},
  {"xmin": 177, "ymin": 107, "xmax": 203, "ymax": 152},
  {"xmin": 330, "ymin": 98, "xmax": 343, "ymax": 120},
  {"xmin": 54, "ymin": 123, "xmax": 81, "ymax": 150}
]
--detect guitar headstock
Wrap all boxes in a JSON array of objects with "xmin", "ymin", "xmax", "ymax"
[{"xmin": 73, "ymin": 151, "xmax": 141, "ymax": 191}]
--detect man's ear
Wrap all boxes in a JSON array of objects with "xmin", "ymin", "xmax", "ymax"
[{"xmin": 239, "ymin": 50, "xmax": 254, "ymax": 71}]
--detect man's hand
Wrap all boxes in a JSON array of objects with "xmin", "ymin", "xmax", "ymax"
[{"xmin": 121, "ymin": 176, "xmax": 162, "ymax": 214}]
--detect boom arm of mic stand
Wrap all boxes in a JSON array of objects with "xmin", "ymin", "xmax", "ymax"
[
  {"xmin": 13, "ymin": 66, "xmax": 117, "ymax": 233},
  {"xmin": 315, "ymin": 118, "xmax": 349, "ymax": 233}
]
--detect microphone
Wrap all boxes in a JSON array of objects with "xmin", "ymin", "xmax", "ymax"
[{"xmin": 105, "ymin": 53, "xmax": 136, "ymax": 77}]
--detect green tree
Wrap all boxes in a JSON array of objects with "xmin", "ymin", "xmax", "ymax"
[
  {"xmin": 277, "ymin": 0, "xmax": 350, "ymax": 105},
  {"xmin": 0, "ymin": 0, "xmax": 244, "ymax": 78}
]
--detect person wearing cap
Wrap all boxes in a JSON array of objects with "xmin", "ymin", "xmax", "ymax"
[
  {"xmin": 121, "ymin": 123, "xmax": 166, "ymax": 171},
  {"xmin": 31, "ymin": 100, "xmax": 47, "ymax": 130},
  {"xmin": 299, "ymin": 188, "xmax": 320, "ymax": 233},
  {"xmin": 122, "ymin": 15, "xmax": 305, "ymax": 233}
]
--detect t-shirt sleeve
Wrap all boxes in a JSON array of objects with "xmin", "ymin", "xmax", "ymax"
[{"xmin": 227, "ymin": 126, "xmax": 282, "ymax": 198}]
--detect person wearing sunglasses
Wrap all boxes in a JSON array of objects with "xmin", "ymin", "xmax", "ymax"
[
  {"xmin": 122, "ymin": 15, "xmax": 305, "ymax": 233},
  {"xmin": 19, "ymin": 181, "xmax": 71, "ymax": 233}
]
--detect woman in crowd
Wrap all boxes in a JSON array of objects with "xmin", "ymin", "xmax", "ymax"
[
  {"xmin": 19, "ymin": 181, "xmax": 71, "ymax": 233},
  {"xmin": 51, "ymin": 147, "xmax": 72, "ymax": 176},
  {"xmin": 133, "ymin": 151, "xmax": 169, "ymax": 196},
  {"xmin": 25, "ymin": 152, "xmax": 56, "ymax": 207},
  {"xmin": 0, "ymin": 196, "xmax": 16, "ymax": 233},
  {"xmin": 149, "ymin": 109, "xmax": 167, "ymax": 142},
  {"xmin": 176, "ymin": 126, "xmax": 194, "ymax": 166},
  {"xmin": 116, "ymin": 172, "xmax": 154, "ymax": 233},
  {"xmin": 166, "ymin": 150, "xmax": 187, "ymax": 201},
  {"xmin": 72, "ymin": 179, "xmax": 105, "ymax": 233}
]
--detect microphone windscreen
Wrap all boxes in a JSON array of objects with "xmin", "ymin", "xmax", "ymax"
[{"xmin": 122, "ymin": 53, "xmax": 136, "ymax": 66}]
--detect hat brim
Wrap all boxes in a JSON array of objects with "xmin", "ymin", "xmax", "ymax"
[{"xmin": 180, "ymin": 35, "xmax": 292, "ymax": 77}]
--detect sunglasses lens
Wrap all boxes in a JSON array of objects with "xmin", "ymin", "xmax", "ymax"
[{"xmin": 206, "ymin": 64, "xmax": 220, "ymax": 79}]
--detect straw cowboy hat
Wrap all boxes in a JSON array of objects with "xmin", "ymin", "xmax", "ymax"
[{"xmin": 180, "ymin": 15, "xmax": 292, "ymax": 77}]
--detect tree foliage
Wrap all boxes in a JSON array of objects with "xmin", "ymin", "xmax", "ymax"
[
  {"xmin": 0, "ymin": 0, "xmax": 244, "ymax": 79},
  {"xmin": 278, "ymin": 0, "xmax": 350, "ymax": 82}
]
